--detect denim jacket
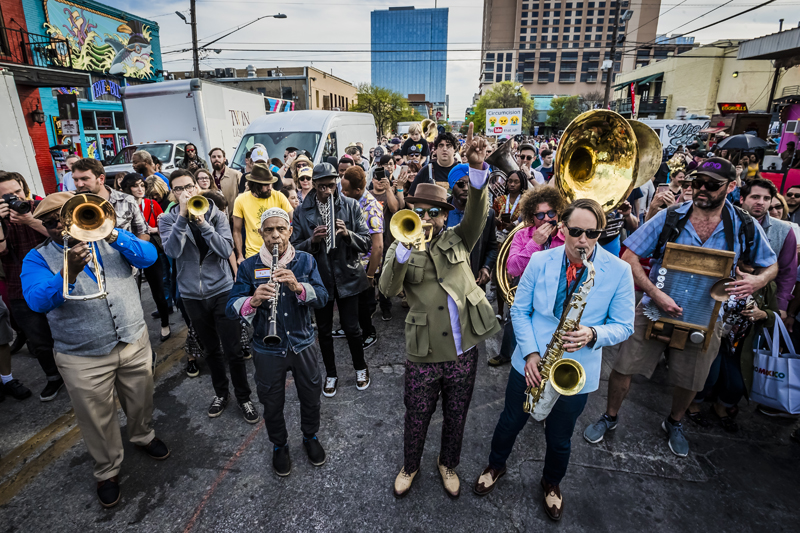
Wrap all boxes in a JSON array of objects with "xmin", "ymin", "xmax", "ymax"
[{"xmin": 226, "ymin": 251, "xmax": 328, "ymax": 356}]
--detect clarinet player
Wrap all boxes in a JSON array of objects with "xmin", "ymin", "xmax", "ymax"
[
  {"xmin": 227, "ymin": 208, "xmax": 328, "ymax": 476},
  {"xmin": 472, "ymin": 199, "xmax": 635, "ymax": 521}
]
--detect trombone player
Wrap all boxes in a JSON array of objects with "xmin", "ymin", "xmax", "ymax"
[
  {"xmin": 21, "ymin": 191, "xmax": 168, "ymax": 509},
  {"xmin": 380, "ymin": 124, "xmax": 501, "ymax": 499}
]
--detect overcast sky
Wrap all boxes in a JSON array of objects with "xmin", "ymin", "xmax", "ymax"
[{"xmin": 105, "ymin": 0, "xmax": 793, "ymax": 119}]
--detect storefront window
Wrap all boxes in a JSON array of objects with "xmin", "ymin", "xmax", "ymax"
[
  {"xmin": 114, "ymin": 112, "xmax": 125, "ymax": 129},
  {"xmin": 81, "ymin": 110, "xmax": 96, "ymax": 129},
  {"xmin": 96, "ymin": 111, "xmax": 114, "ymax": 130}
]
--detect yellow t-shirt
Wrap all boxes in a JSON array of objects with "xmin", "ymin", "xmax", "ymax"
[{"xmin": 233, "ymin": 191, "xmax": 293, "ymax": 258}]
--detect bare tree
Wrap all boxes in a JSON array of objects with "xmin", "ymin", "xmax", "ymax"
[{"xmin": 581, "ymin": 91, "xmax": 604, "ymax": 111}]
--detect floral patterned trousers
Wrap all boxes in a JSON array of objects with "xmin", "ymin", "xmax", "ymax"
[{"xmin": 403, "ymin": 346, "xmax": 479, "ymax": 473}]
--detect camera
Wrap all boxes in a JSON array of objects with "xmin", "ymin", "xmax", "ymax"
[{"xmin": 2, "ymin": 194, "xmax": 31, "ymax": 215}]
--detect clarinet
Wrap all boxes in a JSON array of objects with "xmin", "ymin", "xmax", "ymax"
[
  {"xmin": 263, "ymin": 244, "xmax": 281, "ymax": 346},
  {"xmin": 326, "ymin": 193, "xmax": 337, "ymax": 252}
]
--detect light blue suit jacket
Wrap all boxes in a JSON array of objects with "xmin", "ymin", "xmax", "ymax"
[{"xmin": 510, "ymin": 244, "xmax": 636, "ymax": 393}]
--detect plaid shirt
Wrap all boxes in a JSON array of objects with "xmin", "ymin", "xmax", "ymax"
[
  {"xmin": 106, "ymin": 186, "xmax": 148, "ymax": 236},
  {"xmin": 1, "ymin": 202, "xmax": 48, "ymax": 300}
]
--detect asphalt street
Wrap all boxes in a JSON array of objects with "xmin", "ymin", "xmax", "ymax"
[{"xmin": 0, "ymin": 285, "xmax": 799, "ymax": 532}]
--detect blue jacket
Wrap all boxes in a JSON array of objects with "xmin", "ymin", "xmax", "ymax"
[
  {"xmin": 510, "ymin": 244, "xmax": 635, "ymax": 393},
  {"xmin": 226, "ymin": 251, "xmax": 328, "ymax": 356}
]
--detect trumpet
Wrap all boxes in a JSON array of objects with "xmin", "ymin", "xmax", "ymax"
[
  {"xmin": 187, "ymin": 194, "xmax": 209, "ymax": 223},
  {"xmin": 389, "ymin": 209, "xmax": 432, "ymax": 251},
  {"xmin": 263, "ymin": 244, "xmax": 281, "ymax": 346},
  {"xmin": 60, "ymin": 193, "xmax": 117, "ymax": 301}
]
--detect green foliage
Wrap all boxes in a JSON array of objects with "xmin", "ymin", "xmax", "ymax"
[
  {"xmin": 350, "ymin": 84, "xmax": 423, "ymax": 135},
  {"xmin": 546, "ymin": 96, "xmax": 583, "ymax": 130},
  {"xmin": 473, "ymin": 82, "xmax": 535, "ymax": 133}
]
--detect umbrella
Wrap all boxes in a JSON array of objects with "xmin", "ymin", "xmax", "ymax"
[{"xmin": 713, "ymin": 134, "xmax": 769, "ymax": 151}]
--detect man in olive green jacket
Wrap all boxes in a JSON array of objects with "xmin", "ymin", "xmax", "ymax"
[{"xmin": 380, "ymin": 124, "xmax": 501, "ymax": 499}]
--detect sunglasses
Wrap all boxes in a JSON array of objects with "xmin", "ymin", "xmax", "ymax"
[
  {"xmin": 786, "ymin": 193, "xmax": 800, "ymax": 198},
  {"xmin": 298, "ymin": 175, "xmax": 312, "ymax": 181},
  {"xmin": 316, "ymin": 182, "xmax": 336, "ymax": 191},
  {"xmin": 414, "ymin": 207, "xmax": 442, "ymax": 218},
  {"xmin": 186, "ymin": 149, "xmax": 196, "ymax": 153},
  {"xmin": 534, "ymin": 209, "xmax": 557, "ymax": 220},
  {"xmin": 768, "ymin": 205, "xmax": 782, "ymax": 211},
  {"xmin": 677, "ymin": 181, "xmax": 693, "ymax": 189},
  {"xmin": 407, "ymin": 154, "xmax": 420, "ymax": 158},
  {"xmin": 690, "ymin": 179, "xmax": 726, "ymax": 192},
  {"xmin": 42, "ymin": 217, "xmax": 61, "ymax": 230},
  {"xmin": 563, "ymin": 224, "xmax": 602, "ymax": 240},
  {"xmin": 519, "ymin": 155, "xmax": 535, "ymax": 161},
  {"xmin": 454, "ymin": 181, "xmax": 469, "ymax": 189}
]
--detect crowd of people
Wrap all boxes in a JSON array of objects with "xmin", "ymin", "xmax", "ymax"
[{"xmin": 2, "ymin": 118, "xmax": 798, "ymax": 520}]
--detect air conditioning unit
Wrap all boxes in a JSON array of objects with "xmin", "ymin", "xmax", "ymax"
[
  {"xmin": 224, "ymin": 67, "xmax": 236, "ymax": 78},
  {"xmin": 786, "ymin": 120, "xmax": 799, "ymax": 134},
  {"xmin": 214, "ymin": 68, "xmax": 225, "ymax": 78},
  {"xmin": 675, "ymin": 106, "xmax": 688, "ymax": 120},
  {"xmin": 184, "ymin": 72, "xmax": 191, "ymax": 78}
]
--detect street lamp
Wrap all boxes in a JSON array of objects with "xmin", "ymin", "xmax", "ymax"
[{"xmin": 200, "ymin": 14, "xmax": 288, "ymax": 51}]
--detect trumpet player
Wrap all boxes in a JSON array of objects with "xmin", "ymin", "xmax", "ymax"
[
  {"xmin": 379, "ymin": 124, "xmax": 501, "ymax": 499},
  {"xmin": 21, "ymin": 192, "xmax": 167, "ymax": 509},
  {"xmin": 291, "ymin": 163, "xmax": 372, "ymax": 397},
  {"xmin": 473, "ymin": 199, "xmax": 635, "ymax": 522},
  {"xmin": 159, "ymin": 170, "xmax": 259, "ymax": 424},
  {"xmin": 226, "ymin": 208, "xmax": 328, "ymax": 476}
]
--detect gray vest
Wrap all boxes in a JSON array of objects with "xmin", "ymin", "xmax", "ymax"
[
  {"xmin": 36, "ymin": 239, "xmax": 146, "ymax": 356},
  {"xmin": 764, "ymin": 216, "xmax": 791, "ymax": 259}
]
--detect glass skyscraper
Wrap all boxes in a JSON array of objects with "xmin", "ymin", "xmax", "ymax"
[{"xmin": 371, "ymin": 7, "xmax": 448, "ymax": 104}]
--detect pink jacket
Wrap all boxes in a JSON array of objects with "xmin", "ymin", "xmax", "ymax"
[{"xmin": 507, "ymin": 225, "xmax": 565, "ymax": 277}]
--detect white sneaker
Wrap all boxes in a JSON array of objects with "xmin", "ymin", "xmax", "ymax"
[
  {"xmin": 356, "ymin": 368, "xmax": 370, "ymax": 391},
  {"xmin": 323, "ymin": 377, "xmax": 338, "ymax": 397}
]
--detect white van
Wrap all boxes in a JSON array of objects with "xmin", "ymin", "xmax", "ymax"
[
  {"xmin": 103, "ymin": 140, "xmax": 190, "ymax": 175},
  {"xmin": 230, "ymin": 111, "xmax": 377, "ymax": 171}
]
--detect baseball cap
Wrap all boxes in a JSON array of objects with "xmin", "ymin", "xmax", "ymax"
[
  {"xmin": 250, "ymin": 144, "xmax": 269, "ymax": 164},
  {"xmin": 390, "ymin": 138, "xmax": 401, "ymax": 145},
  {"xmin": 408, "ymin": 145, "xmax": 422, "ymax": 155},
  {"xmin": 691, "ymin": 157, "xmax": 736, "ymax": 182}
]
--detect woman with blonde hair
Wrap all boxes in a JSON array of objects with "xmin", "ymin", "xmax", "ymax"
[{"xmin": 146, "ymin": 174, "xmax": 172, "ymax": 211}]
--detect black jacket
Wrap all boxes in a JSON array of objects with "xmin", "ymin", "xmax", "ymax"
[{"xmin": 291, "ymin": 190, "xmax": 371, "ymax": 298}]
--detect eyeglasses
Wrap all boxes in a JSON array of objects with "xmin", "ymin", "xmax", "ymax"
[
  {"xmin": 534, "ymin": 209, "xmax": 557, "ymax": 220},
  {"xmin": 690, "ymin": 179, "xmax": 726, "ymax": 192},
  {"xmin": 413, "ymin": 207, "xmax": 442, "ymax": 218},
  {"xmin": 519, "ymin": 155, "xmax": 535, "ymax": 161},
  {"xmin": 563, "ymin": 224, "xmax": 602, "ymax": 240},
  {"xmin": 172, "ymin": 184, "xmax": 196, "ymax": 194},
  {"xmin": 42, "ymin": 218, "xmax": 60, "ymax": 230},
  {"xmin": 786, "ymin": 193, "xmax": 800, "ymax": 198}
]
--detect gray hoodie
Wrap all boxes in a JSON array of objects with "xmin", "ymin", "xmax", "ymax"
[{"xmin": 159, "ymin": 201, "xmax": 234, "ymax": 301}]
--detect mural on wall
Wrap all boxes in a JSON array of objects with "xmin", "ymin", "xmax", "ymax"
[{"xmin": 43, "ymin": 0, "xmax": 155, "ymax": 79}]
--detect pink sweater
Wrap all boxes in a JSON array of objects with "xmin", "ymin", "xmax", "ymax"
[{"xmin": 506, "ymin": 225, "xmax": 566, "ymax": 277}]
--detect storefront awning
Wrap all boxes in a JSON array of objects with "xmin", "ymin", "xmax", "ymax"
[
  {"xmin": 638, "ymin": 73, "xmax": 663, "ymax": 85},
  {"xmin": 612, "ymin": 72, "xmax": 663, "ymax": 89}
]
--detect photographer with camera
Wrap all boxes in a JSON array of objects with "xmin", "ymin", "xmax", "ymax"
[{"xmin": 0, "ymin": 172, "xmax": 62, "ymax": 401}]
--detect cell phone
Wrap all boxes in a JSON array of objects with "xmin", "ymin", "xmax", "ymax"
[
  {"xmin": 657, "ymin": 183, "xmax": 669, "ymax": 193},
  {"xmin": 374, "ymin": 167, "xmax": 385, "ymax": 181},
  {"xmin": 501, "ymin": 213, "xmax": 511, "ymax": 224},
  {"xmin": 392, "ymin": 166, "xmax": 402, "ymax": 180}
]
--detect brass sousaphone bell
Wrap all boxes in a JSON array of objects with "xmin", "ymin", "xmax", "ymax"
[{"xmin": 60, "ymin": 193, "xmax": 117, "ymax": 300}]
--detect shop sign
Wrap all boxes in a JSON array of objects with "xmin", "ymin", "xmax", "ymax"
[
  {"xmin": 718, "ymin": 102, "xmax": 748, "ymax": 115},
  {"xmin": 61, "ymin": 119, "xmax": 80, "ymax": 135},
  {"xmin": 91, "ymin": 79, "xmax": 122, "ymax": 100},
  {"xmin": 486, "ymin": 108, "xmax": 522, "ymax": 135}
]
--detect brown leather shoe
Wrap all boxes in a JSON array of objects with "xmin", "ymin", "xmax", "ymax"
[
  {"xmin": 393, "ymin": 467, "xmax": 418, "ymax": 498},
  {"xmin": 541, "ymin": 478, "xmax": 563, "ymax": 521},
  {"xmin": 473, "ymin": 465, "xmax": 506, "ymax": 496},
  {"xmin": 437, "ymin": 456, "xmax": 461, "ymax": 498}
]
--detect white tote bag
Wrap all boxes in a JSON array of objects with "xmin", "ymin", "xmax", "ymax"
[{"xmin": 750, "ymin": 319, "xmax": 800, "ymax": 414}]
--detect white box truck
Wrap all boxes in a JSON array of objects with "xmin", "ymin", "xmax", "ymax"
[
  {"xmin": 230, "ymin": 111, "xmax": 377, "ymax": 171},
  {"xmin": 0, "ymin": 69, "xmax": 44, "ymax": 196},
  {"xmin": 114, "ymin": 79, "xmax": 268, "ymax": 173}
]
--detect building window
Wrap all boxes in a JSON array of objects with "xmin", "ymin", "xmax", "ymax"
[
  {"xmin": 505, "ymin": 73, "xmax": 512, "ymax": 81},
  {"xmin": 486, "ymin": 53, "xmax": 496, "ymax": 60},
  {"xmin": 484, "ymin": 73, "xmax": 492, "ymax": 82},
  {"xmin": 521, "ymin": 28, "xmax": 527, "ymax": 33},
  {"xmin": 496, "ymin": 74, "xmax": 502, "ymax": 83},
  {"xmin": 506, "ymin": 53, "xmax": 513, "ymax": 62},
  {"xmin": 586, "ymin": 18, "xmax": 593, "ymax": 23}
]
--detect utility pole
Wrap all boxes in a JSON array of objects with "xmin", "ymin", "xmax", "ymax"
[
  {"xmin": 603, "ymin": 1, "xmax": 622, "ymax": 109},
  {"xmin": 190, "ymin": 0, "xmax": 199, "ymax": 79}
]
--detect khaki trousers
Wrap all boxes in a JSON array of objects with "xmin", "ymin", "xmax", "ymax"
[{"xmin": 55, "ymin": 328, "xmax": 155, "ymax": 481}]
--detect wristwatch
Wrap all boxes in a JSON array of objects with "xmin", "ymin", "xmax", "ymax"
[{"xmin": 106, "ymin": 229, "xmax": 119, "ymax": 244}]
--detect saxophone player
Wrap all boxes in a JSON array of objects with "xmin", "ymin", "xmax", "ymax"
[
  {"xmin": 226, "ymin": 208, "xmax": 328, "ymax": 476},
  {"xmin": 473, "ymin": 199, "xmax": 635, "ymax": 522}
]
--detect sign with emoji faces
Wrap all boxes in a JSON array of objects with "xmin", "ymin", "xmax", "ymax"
[{"xmin": 486, "ymin": 108, "xmax": 523, "ymax": 136}]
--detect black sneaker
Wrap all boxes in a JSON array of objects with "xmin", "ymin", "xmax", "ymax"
[
  {"xmin": 303, "ymin": 436, "xmax": 326, "ymax": 466},
  {"xmin": 362, "ymin": 332, "xmax": 378, "ymax": 349},
  {"xmin": 186, "ymin": 359, "xmax": 200, "ymax": 378},
  {"xmin": 273, "ymin": 445, "xmax": 292, "ymax": 476},
  {"xmin": 136, "ymin": 437, "xmax": 170, "ymax": 460},
  {"xmin": 208, "ymin": 394, "xmax": 229, "ymax": 418},
  {"xmin": 2, "ymin": 379, "xmax": 31, "ymax": 400},
  {"xmin": 332, "ymin": 328, "xmax": 346, "ymax": 338},
  {"xmin": 40, "ymin": 378, "xmax": 64, "ymax": 402},
  {"xmin": 97, "ymin": 476, "xmax": 120, "ymax": 508},
  {"xmin": 239, "ymin": 400, "xmax": 259, "ymax": 424},
  {"xmin": 381, "ymin": 308, "xmax": 392, "ymax": 321}
]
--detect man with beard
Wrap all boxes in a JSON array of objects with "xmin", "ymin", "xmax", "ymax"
[
  {"xmin": 233, "ymin": 163, "xmax": 294, "ymax": 265},
  {"xmin": 407, "ymin": 132, "xmax": 460, "ymax": 195},
  {"xmin": 209, "ymin": 148, "xmax": 243, "ymax": 211},
  {"xmin": 72, "ymin": 158, "xmax": 149, "ymax": 241},
  {"xmin": 176, "ymin": 143, "xmax": 208, "ymax": 172},
  {"xmin": 584, "ymin": 158, "xmax": 777, "ymax": 458},
  {"xmin": 132, "ymin": 150, "xmax": 158, "ymax": 185}
]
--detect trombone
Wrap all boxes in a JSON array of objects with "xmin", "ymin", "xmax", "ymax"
[
  {"xmin": 389, "ymin": 209, "xmax": 432, "ymax": 251},
  {"xmin": 60, "ymin": 194, "xmax": 117, "ymax": 301}
]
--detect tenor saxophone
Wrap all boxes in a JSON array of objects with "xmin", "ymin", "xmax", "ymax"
[{"xmin": 522, "ymin": 248, "xmax": 593, "ymax": 421}]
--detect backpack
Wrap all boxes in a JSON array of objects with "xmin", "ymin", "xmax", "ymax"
[{"xmin": 652, "ymin": 204, "xmax": 756, "ymax": 266}]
